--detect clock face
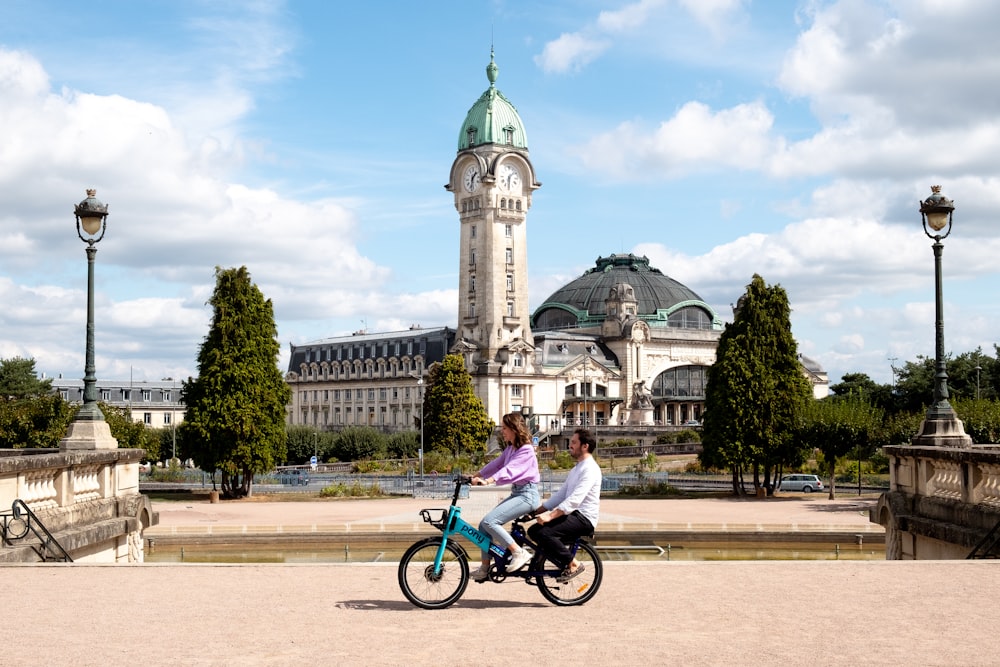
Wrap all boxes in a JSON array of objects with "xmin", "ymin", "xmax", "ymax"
[
  {"xmin": 499, "ymin": 163, "xmax": 521, "ymax": 191},
  {"xmin": 463, "ymin": 165, "xmax": 481, "ymax": 192}
]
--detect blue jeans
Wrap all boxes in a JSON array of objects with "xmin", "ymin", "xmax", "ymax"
[{"xmin": 479, "ymin": 483, "xmax": 539, "ymax": 554}]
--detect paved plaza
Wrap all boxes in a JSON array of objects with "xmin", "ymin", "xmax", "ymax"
[{"xmin": 5, "ymin": 495, "xmax": 999, "ymax": 666}]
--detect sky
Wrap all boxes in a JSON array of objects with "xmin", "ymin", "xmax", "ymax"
[{"xmin": 2, "ymin": 0, "xmax": 1000, "ymax": 390}]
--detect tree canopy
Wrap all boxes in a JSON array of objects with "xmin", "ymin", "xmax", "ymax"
[
  {"xmin": 180, "ymin": 266, "xmax": 290, "ymax": 497},
  {"xmin": 701, "ymin": 274, "xmax": 813, "ymax": 494},
  {"xmin": 423, "ymin": 354, "xmax": 494, "ymax": 456},
  {"xmin": 0, "ymin": 357, "xmax": 52, "ymax": 400}
]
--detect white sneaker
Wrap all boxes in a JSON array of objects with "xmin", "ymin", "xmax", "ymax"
[
  {"xmin": 507, "ymin": 547, "xmax": 532, "ymax": 572},
  {"xmin": 472, "ymin": 565, "xmax": 490, "ymax": 582}
]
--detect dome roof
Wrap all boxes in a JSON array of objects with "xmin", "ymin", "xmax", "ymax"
[
  {"xmin": 532, "ymin": 253, "xmax": 721, "ymax": 331},
  {"xmin": 457, "ymin": 50, "xmax": 528, "ymax": 151}
]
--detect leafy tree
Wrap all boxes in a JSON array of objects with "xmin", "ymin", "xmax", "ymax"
[
  {"xmin": 0, "ymin": 394, "xmax": 74, "ymax": 448},
  {"xmin": 423, "ymin": 354, "xmax": 494, "ymax": 456},
  {"xmin": 157, "ymin": 426, "xmax": 177, "ymax": 462},
  {"xmin": 386, "ymin": 430, "xmax": 420, "ymax": 459},
  {"xmin": 830, "ymin": 372, "xmax": 896, "ymax": 412},
  {"xmin": 331, "ymin": 426, "xmax": 385, "ymax": 461},
  {"xmin": 180, "ymin": 266, "xmax": 291, "ymax": 497},
  {"xmin": 701, "ymin": 274, "xmax": 813, "ymax": 495},
  {"xmin": 0, "ymin": 357, "xmax": 52, "ymax": 399},
  {"xmin": 99, "ymin": 403, "xmax": 150, "ymax": 450},
  {"xmin": 797, "ymin": 394, "xmax": 883, "ymax": 499},
  {"xmin": 953, "ymin": 397, "xmax": 1000, "ymax": 444},
  {"xmin": 286, "ymin": 425, "xmax": 336, "ymax": 464}
]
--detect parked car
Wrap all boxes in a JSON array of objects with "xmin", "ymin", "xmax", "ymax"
[
  {"xmin": 280, "ymin": 469, "xmax": 311, "ymax": 486},
  {"xmin": 779, "ymin": 474, "xmax": 823, "ymax": 493},
  {"xmin": 683, "ymin": 419, "xmax": 701, "ymax": 427}
]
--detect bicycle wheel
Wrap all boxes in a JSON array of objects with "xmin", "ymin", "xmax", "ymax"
[
  {"xmin": 535, "ymin": 541, "xmax": 602, "ymax": 606},
  {"xmin": 398, "ymin": 537, "xmax": 469, "ymax": 610}
]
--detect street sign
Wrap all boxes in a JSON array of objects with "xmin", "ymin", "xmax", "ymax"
[{"xmin": 310, "ymin": 455, "xmax": 318, "ymax": 470}]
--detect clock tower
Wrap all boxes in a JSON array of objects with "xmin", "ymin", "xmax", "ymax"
[{"xmin": 445, "ymin": 50, "xmax": 539, "ymax": 418}]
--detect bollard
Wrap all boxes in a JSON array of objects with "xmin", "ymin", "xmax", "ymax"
[{"xmin": 209, "ymin": 490, "xmax": 220, "ymax": 504}]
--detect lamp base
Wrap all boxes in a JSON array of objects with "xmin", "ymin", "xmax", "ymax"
[
  {"xmin": 60, "ymin": 419, "xmax": 119, "ymax": 450},
  {"xmin": 910, "ymin": 415, "xmax": 974, "ymax": 448}
]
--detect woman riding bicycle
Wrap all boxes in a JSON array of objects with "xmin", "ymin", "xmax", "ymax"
[{"xmin": 470, "ymin": 412, "xmax": 539, "ymax": 582}]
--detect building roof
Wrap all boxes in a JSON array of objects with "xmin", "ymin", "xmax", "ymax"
[
  {"xmin": 531, "ymin": 253, "xmax": 721, "ymax": 330},
  {"xmin": 457, "ymin": 50, "xmax": 528, "ymax": 151}
]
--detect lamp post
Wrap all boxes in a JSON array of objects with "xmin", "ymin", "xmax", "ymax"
[
  {"xmin": 417, "ymin": 377, "xmax": 425, "ymax": 478},
  {"xmin": 911, "ymin": 185, "xmax": 972, "ymax": 448},
  {"xmin": 61, "ymin": 189, "xmax": 118, "ymax": 450},
  {"xmin": 975, "ymin": 365, "xmax": 982, "ymax": 400}
]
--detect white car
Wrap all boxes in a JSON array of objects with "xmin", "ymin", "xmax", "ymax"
[{"xmin": 779, "ymin": 474, "xmax": 824, "ymax": 493}]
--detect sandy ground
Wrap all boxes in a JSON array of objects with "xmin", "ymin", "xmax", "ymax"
[
  {"xmin": 6, "ymin": 495, "xmax": 999, "ymax": 666},
  {"xmin": 5, "ymin": 560, "xmax": 999, "ymax": 666}
]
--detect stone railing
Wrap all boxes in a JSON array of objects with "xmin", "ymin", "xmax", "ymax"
[
  {"xmin": 0, "ymin": 448, "xmax": 157, "ymax": 563},
  {"xmin": 873, "ymin": 444, "xmax": 1000, "ymax": 559}
]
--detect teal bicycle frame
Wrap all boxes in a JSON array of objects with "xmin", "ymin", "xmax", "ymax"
[{"xmin": 422, "ymin": 477, "xmax": 510, "ymax": 574}]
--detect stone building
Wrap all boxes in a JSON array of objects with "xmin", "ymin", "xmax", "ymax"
[
  {"xmin": 50, "ymin": 377, "xmax": 184, "ymax": 430},
  {"xmin": 284, "ymin": 51, "xmax": 827, "ymax": 439}
]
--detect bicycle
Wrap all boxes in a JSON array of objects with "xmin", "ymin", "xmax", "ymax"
[{"xmin": 397, "ymin": 475, "xmax": 603, "ymax": 610}]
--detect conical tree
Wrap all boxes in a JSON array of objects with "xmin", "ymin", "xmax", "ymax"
[
  {"xmin": 423, "ymin": 354, "xmax": 494, "ymax": 457},
  {"xmin": 701, "ymin": 274, "xmax": 812, "ymax": 495},
  {"xmin": 180, "ymin": 266, "xmax": 290, "ymax": 497}
]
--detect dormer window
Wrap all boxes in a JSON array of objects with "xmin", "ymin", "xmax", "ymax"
[
  {"xmin": 467, "ymin": 126, "xmax": 477, "ymax": 146},
  {"xmin": 503, "ymin": 126, "xmax": 514, "ymax": 144}
]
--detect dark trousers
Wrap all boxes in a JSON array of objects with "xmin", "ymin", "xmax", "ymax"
[{"xmin": 527, "ymin": 511, "xmax": 593, "ymax": 571}]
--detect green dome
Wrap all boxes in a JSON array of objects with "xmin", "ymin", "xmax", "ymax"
[
  {"xmin": 531, "ymin": 254, "xmax": 721, "ymax": 331},
  {"xmin": 457, "ymin": 50, "xmax": 528, "ymax": 151}
]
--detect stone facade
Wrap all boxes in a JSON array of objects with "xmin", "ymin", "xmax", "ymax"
[
  {"xmin": 0, "ymin": 448, "xmax": 157, "ymax": 563},
  {"xmin": 873, "ymin": 444, "xmax": 1000, "ymax": 559}
]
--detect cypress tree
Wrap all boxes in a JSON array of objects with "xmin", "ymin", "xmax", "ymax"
[
  {"xmin": 701, "ymin": 274, "xmax": 812, "ymax": 495},
  {"xmin": 423, "ymin": 354, "xmax": 494, "ymax": 457},
  {"xmin": 180, "ymin": 266, "xmax": 290, "ymax": 497}
]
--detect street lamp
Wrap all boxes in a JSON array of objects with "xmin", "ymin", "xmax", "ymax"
[
  {"xmin": 61, "ymin": 189, "xmax": 117, "ymax": 450},
  {"xmin": 912, "ymin": 185, "xmax": 972, "ymax": 447},
  {"xmin": 416, "ymin": 377, "xmax": 425, "ymax": 478},
  {"xmin": 975, "ymin": 365, "xmax": 982, "ymax": 400}
]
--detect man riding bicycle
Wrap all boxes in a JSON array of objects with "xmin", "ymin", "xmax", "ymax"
[{"xmin": 530, "ymin": 428, "xmax": 601, "ymax": 582}]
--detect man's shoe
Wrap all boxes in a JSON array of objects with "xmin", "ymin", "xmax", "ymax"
[
  {"xmin": 507, "ymin": 547, "xmax": 532, "ymax": 572},
  {"xmin": 472, "ymin": 565, "xmax": 490, "ymax": 583},
  {"xmin": 557, "ymin": 563, "xmax": 585, "ymax": 583}
]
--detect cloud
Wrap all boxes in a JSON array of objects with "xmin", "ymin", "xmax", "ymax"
[
  {"xmin": 575, "ymin": 101, "xmax": 776, "ymax": 179},
  {"xmin": 0, "ymin": 47, "xmax": 442, "ymax": 381},
  {"xmin": 534, "ymin": 33, "xmax": 611, "ymax": 74},
  {"xmin": 535, "ymin": 0, "xmax": 746, "ymax": 74}
]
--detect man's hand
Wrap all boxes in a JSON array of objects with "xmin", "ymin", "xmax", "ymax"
[{"xmin": 534, "ymin": 511, "xmax": 552, "ymax": 525}]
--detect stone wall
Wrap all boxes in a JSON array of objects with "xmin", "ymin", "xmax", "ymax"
[
  {"xmin": 873, "ymin": 444, "xmax": 1000, "ymax": 559},
  {"xmin": 0, "ymin": 449, "xmax": 157, "ymax": 563}
]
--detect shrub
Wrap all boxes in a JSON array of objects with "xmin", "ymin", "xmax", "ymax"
[
  {"xmin": 546, "ymin": 451, "xmax": 575, "ymax": 470},
  {"xmin": 319, "ymin": 481, "xmax": 384, "ymax": 498},
  {"xmin": 617, "ymin": 481, "xmax": 681, "ymax": 496}
]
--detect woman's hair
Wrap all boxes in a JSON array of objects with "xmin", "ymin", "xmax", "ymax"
[{"xmin": 501, "ymin": 412, "xmax": 532, "ymax": 448}]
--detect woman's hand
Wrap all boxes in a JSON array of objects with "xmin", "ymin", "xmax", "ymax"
[{"xmin": 471, "ymin": 476, "xmax": 485, "ymax": 486}]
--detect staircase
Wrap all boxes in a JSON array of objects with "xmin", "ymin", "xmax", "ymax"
[{"xmin": 0, "ymin": 499, "xmax": 73, "ymax": 562}]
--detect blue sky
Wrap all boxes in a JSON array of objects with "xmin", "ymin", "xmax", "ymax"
[{"xmin": 3, "ymin": 0, "xmax": 1000, "ymax": 389}]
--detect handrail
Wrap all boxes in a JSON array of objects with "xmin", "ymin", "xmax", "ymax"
[
  {"xmin": 0, "ymin": 499, "xmax": 73, "ymax": 562},
  {"xmin": 967, "ymin": 516, "xmax": 1000, "ymax": 559}
]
